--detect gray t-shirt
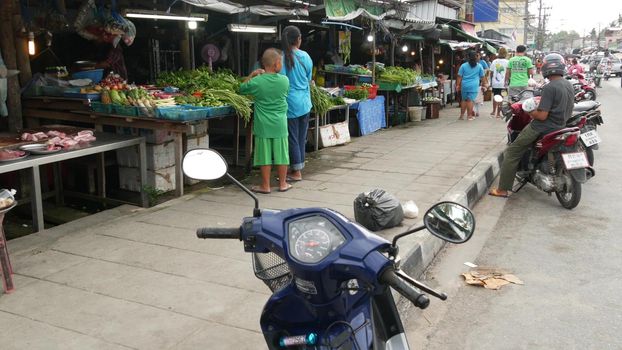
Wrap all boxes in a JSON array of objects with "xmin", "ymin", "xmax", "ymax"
[{"xmin": 531, "ymin": 78, "xmax": 574, "ymax": 134}]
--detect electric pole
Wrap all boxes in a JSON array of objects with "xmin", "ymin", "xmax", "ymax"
[
  {"xmin": 537, "ymin": 0, "xmax": 543, "ymax": 50},
  {"xmin": 524, "ymin": 0, "xmax": 529, "ymax": 45}
]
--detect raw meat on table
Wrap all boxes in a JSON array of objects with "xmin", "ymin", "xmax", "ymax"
[{"xmin": 0, "ymin": 150, "xmax": 26, "ymax": 160}]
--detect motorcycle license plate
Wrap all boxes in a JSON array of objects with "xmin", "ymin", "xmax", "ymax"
[
  {"xmin": 562, "ymin": 152, "xmax": 590, "ymax": 170},
  {"xmin": 580, "ymin": 130, "xmax": 602, "ymax": 147}
]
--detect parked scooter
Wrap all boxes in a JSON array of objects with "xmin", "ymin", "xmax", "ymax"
[
  {"xmin": 566, "ymin": 73, "xmax": 597, "ymax": 101},
  {"xmin": 182, "ymin": 148, "xmax": 476, "ymax": 350},
  {"xmin": 501, "ymin": 94, "xmax": 592, "ymax": 209},
  {"xmin": 567, "ymin": 100, "xmax": 604, "ymax": 166}
]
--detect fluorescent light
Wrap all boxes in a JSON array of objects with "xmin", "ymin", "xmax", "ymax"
[
  {"xmin": 292, "ymin": 0, "xmax": 317, "ymax": 6},
  {"xmin": 187, "ymin": 21, "xmax": 198, "ymax": 30},
  {"xmin": 228, "ymin": 24, "xmax": 277, "ymax": 33},
  {"xmin": 125, "ymin": 11, "xmax": 207, "ymax": 22},
  {"xmin": 289, "ymin": 19, "xmax": 311, "ymax": 23},
  {"xmin": 28, "ymin": 32, "xmax": 35, "ymax": 56}
]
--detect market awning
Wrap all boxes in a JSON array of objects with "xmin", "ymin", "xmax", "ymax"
[
  {"xmin": 181, "ymin": 0, "xmax": 308, "ymax": 16},
  {"xmin": 403, "ymin": 34, "xmax": 425, "ymax": 41},
  {"xmin": 325, "ymin": 0, "xmax": 393, "ymax": 21},
  {"xmin": 448, "ymin": 25, "xmax": 497, "ymax": 54},
  {"xmin": 439, "ymin": 40, "xmax": 480, "ymax": 51}
]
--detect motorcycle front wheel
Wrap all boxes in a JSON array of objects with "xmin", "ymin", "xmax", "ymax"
[{"xmin": 555, "ymin": 169, "xmax": 582, "ymax": 209}]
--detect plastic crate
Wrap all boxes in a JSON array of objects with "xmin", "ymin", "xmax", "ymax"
[
  {"xmin": 157, "ymin": 106, "xmax": 208, "ymax": 121},
  {"xmin": 113, "ymin": 104, "xmax": 138, "ymax": 117},
  {"xmin": 205, "ymin": 105, "xmax": 235, "ymax": 117},
  {"xmin": 63, "ymin": 92, "xmax": 101, "ymax": 100},
  {"xmin": 377, "ymin": 81, "xmax": 402, "ymax": 92},
  {"xmin": 91, "ymin": 102, "xmax": 113, "ymax": 114},
  {"xmin": 41, "ymin": 86, "xmax": 67, "ymax": 97}
]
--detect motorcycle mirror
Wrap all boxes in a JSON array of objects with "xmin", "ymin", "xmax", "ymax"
[
  {"xmin": 182, "ymin": 148, "xmax": 228, "ymax": 181},
  {"xmin": 423, "ymin": 202, "xmax": 475, "ymax": 244}
]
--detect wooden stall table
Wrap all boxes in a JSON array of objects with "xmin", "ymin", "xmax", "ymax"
[
  {"xmin": 378, "ymin": 83, "xmax": 418, "ymax": 127},
  {"xmin": 22, "ymin": 97, "xmax": 252, "ymax": 196},
  {"xmin": 0, "ymin": 132, "xmax": 147, "ymax": 232}
]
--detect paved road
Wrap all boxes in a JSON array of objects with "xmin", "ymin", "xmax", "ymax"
[{"xmin": 405, "ymin": 78, "xmax": 622, "ymax": 349}]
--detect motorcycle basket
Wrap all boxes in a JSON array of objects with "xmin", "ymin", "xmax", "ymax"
[{"xmin": 252, "ymin": 252, "xmax": 292, "ymax": 293}]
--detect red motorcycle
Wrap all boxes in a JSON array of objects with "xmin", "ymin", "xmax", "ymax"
[
  {"xmin": 567, "ymin": 73, "xmax": 596, "ymax": 102},
  {"xmin": 502, "ymin": 92, "xmax": 592, "ymax": 209}
]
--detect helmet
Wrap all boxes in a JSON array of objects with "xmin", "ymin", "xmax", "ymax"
[{"xmin": 541, "ymin": 53, "xmax": 566, "ymax": 78}]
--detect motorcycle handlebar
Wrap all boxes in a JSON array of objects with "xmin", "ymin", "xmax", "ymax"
[
  {"xmin": 380, "ymin": 269, "xmax": 430, "ymax": 309},
  {"xmin": 196, "ymin": 227, "xmax": 241, "ymax": 240}
]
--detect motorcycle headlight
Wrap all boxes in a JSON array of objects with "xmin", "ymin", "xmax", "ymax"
[{"xmin": 288, "ymin": 215, "xmax": 346, "ymax": 264}]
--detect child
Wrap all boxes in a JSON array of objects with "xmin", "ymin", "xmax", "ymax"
[{"xmin": 239, "ymin": 48, "xmax": 291, "ymax": 193}]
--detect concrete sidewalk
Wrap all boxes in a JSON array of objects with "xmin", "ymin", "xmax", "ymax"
[{"xmin": 1, "ymin": 103, "xmax": 506, "ymax": 350}]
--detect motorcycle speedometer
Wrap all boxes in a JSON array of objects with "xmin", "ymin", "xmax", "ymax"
[{"xmin": 288, "ymin": 216, "xmax": 346, "ymax": 264}]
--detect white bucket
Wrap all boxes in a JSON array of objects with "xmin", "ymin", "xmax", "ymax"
[{"xmin": 408, "ymin": 106, "xmax": 424, "ymax": 122}]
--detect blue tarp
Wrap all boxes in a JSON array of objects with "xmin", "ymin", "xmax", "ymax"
[{"xmin": 356, "ymin": 96, "xmax": 385, "ymax": 136}]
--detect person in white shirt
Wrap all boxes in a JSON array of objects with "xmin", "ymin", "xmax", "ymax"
[{"xmin": 488, "ymin": 47, "xmax": 509, "ymax": 118}]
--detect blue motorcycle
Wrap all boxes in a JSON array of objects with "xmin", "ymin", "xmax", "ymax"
[{"xmin": 183, "ymin": 149, "xmax": 476, "ymax": 350}]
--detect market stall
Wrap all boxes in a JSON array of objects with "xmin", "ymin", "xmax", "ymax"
[{"xmin": 0, "ymin": 128, "xmax": 147, "ymax": 232}]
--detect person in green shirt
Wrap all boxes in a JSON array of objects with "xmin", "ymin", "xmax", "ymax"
[
  {"xmin": 505, "ymin": 45, "xmax": 534, "ymax": 98},
  {"xmin": 239, "ymin": 48, "xmax": 292, "ymax": 194}
]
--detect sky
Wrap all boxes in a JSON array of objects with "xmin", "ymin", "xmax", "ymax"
[{"xmin": 542, "ymin": 0, "xmax": 621, "ymax": 35}]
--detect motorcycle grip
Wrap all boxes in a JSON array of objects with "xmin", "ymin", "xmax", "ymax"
[
  {"xmin": 196, "ymin": 227, "xmax": 240, "ymax": 239},
  {"xmin": 381, "ymin": 269, "xmax": 430, "ymax": 309}
]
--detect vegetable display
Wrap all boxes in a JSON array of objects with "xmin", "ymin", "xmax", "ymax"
[
  {"xmin": 377, "ymin": 66, "xmax": 419, "ymax": 86},
  {"xmin": 157, "ymin": 68, "xmax": 251, "ymax": 121},
  {"xmin": 344, "ymin": 87, "xmax": 369, "ymax": 100},
  {"xmin": 311, "ymin": 84, "xmax": 332, "ymax": 116}
]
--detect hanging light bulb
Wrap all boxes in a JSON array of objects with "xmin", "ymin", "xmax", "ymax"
[
  {"xmin": 187, "ymin": 21, "xmax": 198, "ymax": 30},
  {"xmin": 410, "ymin": 51, "xmax": 416, "ymax": 56},
  {"xmin": 367, "ymin": 34, "xmax": 374, "ymax": 42},
  {"xmin": 401, "ymin": 44, "xmax": 408, "ymax": 52},
  {"xmin": 28, "ymin": 32, "xmax": 35, "ymax": 56},
  {"xmin": 439, "ymin": 59, "xmax": 444, "ymax": 64}
]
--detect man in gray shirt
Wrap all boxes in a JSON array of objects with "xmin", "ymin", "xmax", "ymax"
[{"xmin": 489, "ymin": 53, "xmax": 574, "ymax": 197}]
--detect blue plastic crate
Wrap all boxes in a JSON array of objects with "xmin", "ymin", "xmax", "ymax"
[
  {"xmin": 63, "ymin": 92, "xmax": 102, "ymax": 100},
  {"xmin": 206, "ymin": 106, "xmax": 234, "ymax": 117},
  {"xmin": 113, "ymin": 104, "xmax": 138, "ymax": 117},
  {"xmin": 71, "ymin": 69, "xmax": 104, "ymax": 84},
  {"xmin": 157, "ymin": 106, "xmax": 208, "ymax": 121},
  {"xmin": 91, "ymin": 102, "xmax": 112, "ymax": 114}
]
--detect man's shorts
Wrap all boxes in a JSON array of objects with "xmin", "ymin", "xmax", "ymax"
[
  {"xmin": 492, "ymin": 88, "xmax": 506, "ymax": 97},
  {"xmin": 254, "ymin": 136, "xmax": 289, "ymax": 166},
  {"xmin": 461, "ymin": 90, "xmax": 478, "ymax": 101}
]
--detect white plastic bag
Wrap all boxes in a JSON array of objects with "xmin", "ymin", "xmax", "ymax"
[{"xmin": 402, "ymin": 200, "xmax": 419, "ymax": 219}]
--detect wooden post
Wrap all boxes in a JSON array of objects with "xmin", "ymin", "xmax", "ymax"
[
  {"xmin": 371, "ymin": 22, "xmax": 376, "ymax": 84},
  {"xmin": 248, "ymin": 34, "xmax": 258, "ymax": 76},
  {"xmin": 0, "ymin": 0, "xmax": 23, "ymax": 132},
  {"xmin": 179, "ymin": 22, "xmax": 191, "ymax": 70},
  {"xmin": 13, "ymin": 15, "xmax": 32, "ymax": 86}
]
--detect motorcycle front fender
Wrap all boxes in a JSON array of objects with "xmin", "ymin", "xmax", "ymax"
[{"xmin": 568, "ymin": 168, "xmax": 588, "ymax": 183}]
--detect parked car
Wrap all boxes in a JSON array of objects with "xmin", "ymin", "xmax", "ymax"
[{"xmin": 598, "ymin": 56, "xmax": 622, "ymax": 76}]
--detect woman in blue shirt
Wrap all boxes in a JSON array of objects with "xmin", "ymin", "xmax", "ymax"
[
  {"xmin": 456, "ymin": 51, "xmax": 485, "ymax": 121},
  {"xmin": 280, "ymin": 26, "xmax": 313, "ymax": 182}
]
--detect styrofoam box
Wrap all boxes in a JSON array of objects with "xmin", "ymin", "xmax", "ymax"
[
  {"xmin": 184, "ymin": 134, "xmax": 209, "ymax": 185},
  {"xmin": 308, "ymin": 121, "xmax": 351, "ymax": 149},
  {"xmin": 116, "ymin": 141, "xmax": 176, "ymax": 171},
  {"xmin": 116, "ymin": 127, "xmax": 175, "ymax": 144},
  {"xmin": 119, "ymin": 165, "xmax": 176, "ymax": 193}
]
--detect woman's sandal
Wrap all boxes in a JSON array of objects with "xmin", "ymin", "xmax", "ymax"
[{"xmin": 488, "ymin": 188, "xmax": 509, "ymax": 198}]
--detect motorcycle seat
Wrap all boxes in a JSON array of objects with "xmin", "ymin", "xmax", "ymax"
[
  {"xmin": 573, "ymin": 100, "xmax": 600, "ymax": 112},
  {"xmin": 537, "ymin": 126, "xmax": 581, "ymax": 143}
]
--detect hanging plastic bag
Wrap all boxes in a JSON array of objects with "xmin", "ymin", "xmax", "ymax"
[{"xmin": 354, "ymin": 189, "xmax": 404, "ymax": 231}]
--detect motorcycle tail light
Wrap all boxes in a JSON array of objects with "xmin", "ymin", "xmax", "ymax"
[{"xmin": 564, "ymin": 133, "xmax": 579, "ymax": 146}]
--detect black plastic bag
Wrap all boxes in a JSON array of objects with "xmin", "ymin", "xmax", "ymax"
[{"xmin": 354, "ymin": 189, "xmax": 404, "ymax": 231}]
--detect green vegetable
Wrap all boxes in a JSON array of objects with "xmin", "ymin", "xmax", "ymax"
[
  {"xmin": 377, "ymin": 66, "xmax": 419, "ymax": 86},
  {"xmin": 311, "ymin": 85, "xmax": 332, "ymax": 116},
  {"xmin": 331, "ymin": 96, "xmax": 345, "ymax": 106},
  {"xmin": 205, "ymin": 89, "xmax": 252, "ymax": 123},
  {"xmin": 344, "ymin": 88, "xmax": 368, "ymax": 100},
  {"xmin": 156, "ymin": 68, "xmax": 240, "ymax": 93}
]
